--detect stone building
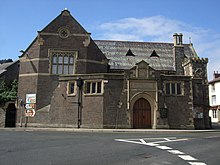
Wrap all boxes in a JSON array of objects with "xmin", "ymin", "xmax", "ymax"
[{"xmin": 17, "ymin": 9, "xmax": 210, "ymax": 129}]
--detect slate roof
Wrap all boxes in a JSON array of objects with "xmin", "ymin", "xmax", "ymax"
[
  {"xmin": 94, "ymin": 40, "xmax": 197, "ymax": 71},
  {"xmin": 0, "ymin": 62, "xmax": 14, "ymax": 75}
]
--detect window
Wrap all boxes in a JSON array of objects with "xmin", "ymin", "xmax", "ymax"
[
  {"xmin": 165, "ymin": 82, "xmax": 182, "ymax": 95},
  {"xmin": 51, "ymin": 50, "xmax": 76, "ymax": 75},
  {"xmin": 212, "ymin": 95, "xmax": 216, "ymax": 105},
  {"xmin": 59, "ymin": 28, "xmax": 70, "ymax": 38},
  {"xmin": 67, "ymin": 81, "xmax": 76, "ymax": 95},
  {"xmin": 85, "ymin": 81, "xmax": 103, "ymax": 95},
  {"xmin": 211, "ymin": 84, "xmax": 215, "ymax": 92},
  {"xmin": 213, "ymin": 110, "xmax": 217, "ymax": 118}
]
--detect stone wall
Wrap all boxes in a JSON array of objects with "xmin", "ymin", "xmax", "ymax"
[{"xmin": 0, "ymin": 108, "xmax": 5, "ymax": 127}]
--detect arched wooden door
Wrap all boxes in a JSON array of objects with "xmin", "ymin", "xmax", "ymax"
[{"xmin": 133, "ymin": 98, "xmax": 151, "ymax": 128}]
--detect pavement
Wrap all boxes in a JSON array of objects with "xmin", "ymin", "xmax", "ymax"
[{"xmin": 1, "ymin": 123, "xmax": 220, "ymax": 133}]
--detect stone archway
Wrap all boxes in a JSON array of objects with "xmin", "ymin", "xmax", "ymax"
[
  {"xmin": 133, "ymin": 98, "xmax": 151, "ymax": 128},
  {"xmin": 130, "ymin": 92, "xmax": 157, "ymax": 129}
]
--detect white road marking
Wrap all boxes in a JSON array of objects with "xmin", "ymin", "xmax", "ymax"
[
  {"xmin": 115, "ymin": 139, "xmax": 143, "ymax": 145},
  {"xmin": 140, "ymin": 139, "xmax": 147, "ymax": 144},
  {"xmin": 156, "ymin": 146, "xmax": 172, "ymax": 150},
  {"xmin": 152, "ymin": 138, "xmax": 188, "ymax": 144},
  {"xmin": 164, "ymin": 138, "xmax": 172, "ymax": 141},
  {"xmin": 115, "ymin": 137, "xmax": 206, "ymax": 165},
  {"xmin": 168, "ymin": 150, "xmax": 185, "ymax": 155},
  {"xmin": 178, "ymin": 155, "xmax": 197, "ymax": 161},
  {"xmin": 145, "ymin": 143, "xmax": 159, "ymax": 146},
  {"xmin": 188, "ymin": 162, "xmax": 207, "ymax": 165}
]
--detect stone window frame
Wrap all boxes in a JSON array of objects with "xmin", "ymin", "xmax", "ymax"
[
  {"xmin": 67, "ymin": 81, "xmax": 77, "ymax": 96},
  {"xmin": 164, "ymin": 81, "xmax": 184, "ymax": 96},
  {"xmin": 58, "ymin": 27, "xmax": 70, "ymax": 38},
  {"xmin": 84, "ymin": 80, "xmax": 104, "ymax": 96},
  {"xmin": 49, "ymin": 50, "xmax": 77, "ymax": 75}
]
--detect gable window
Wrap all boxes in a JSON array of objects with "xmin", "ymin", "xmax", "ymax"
[
  {"xmin": 50, "ymin": 50, "xmax": 77, "ymax": 75},
  {"xmin": 67, "ymin": 81, "xmax": 76, "ymax": 96},
  {"xmin": 85, "ymin": 81, "xmax": 103, "ymax": 95},
  {"xmin": 165, "ymin": 82, "xmax": 182, "ymax": 95}
]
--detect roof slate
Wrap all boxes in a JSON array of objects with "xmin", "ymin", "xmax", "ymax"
[
  {"xmin": 94, "ymin": 40, "xmax": 196, "ymax": 71},
  {"xmin": 0, "ymin": 62, "xmax": 13, "ymax": 75}
]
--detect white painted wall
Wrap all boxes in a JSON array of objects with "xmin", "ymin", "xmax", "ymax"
[{"xmin": 209, "ymin": 81, "xmax": 220, "ymax": 122}]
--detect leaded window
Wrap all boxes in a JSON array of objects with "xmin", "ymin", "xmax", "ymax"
[
  {"xmin": 165, "ymin": 82, "xmax": 182, "ymax": 95},
  {"xmin": 85, "ymin": 81, "xmax": 103, "ymax": 95},
  {"xmin": 51, "ymin": 50, "xmax": 76, "ymax": 75}
]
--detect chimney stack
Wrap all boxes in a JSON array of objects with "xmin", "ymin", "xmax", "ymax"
[
  {"xmin": 173, "ymin": 33, "xmax": 183, "ymax": 46},
  {"xmin": 214, "ymin": 71, "xmax": 220, "ymax": 79}
]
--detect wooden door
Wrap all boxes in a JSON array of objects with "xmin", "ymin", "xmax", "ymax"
[{"xmin": 133, "ymin": 98, "xmax": 151, "ymax": 128}]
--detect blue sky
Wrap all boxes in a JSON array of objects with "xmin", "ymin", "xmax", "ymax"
[{"xmin": 1, "ymin": 0, "xmax": 220, "ymax": 80}]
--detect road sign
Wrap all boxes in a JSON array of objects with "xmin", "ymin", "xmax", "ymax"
[
  {"xmin": 26, "ymin": 94, "xmax": 36, "ymax": 104},
  {"xmin": 25, "ymin": 109, "xmax": 36, "ymax": 117},
  {"xmin": 25, "ymin": 103, "xmax": 35, "ymax": 109}
]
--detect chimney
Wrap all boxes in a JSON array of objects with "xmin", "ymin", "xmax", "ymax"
[
  {"xmin": 173, "ymin": 33, "xmax": 183, "ymax": 46},
  {"xmin": 173, "ymin": 33, "xmax": 184, "ymax": 75},
  {"xmin": 214, "ymin": 71, "xmax": 220, "ymax": 79}
]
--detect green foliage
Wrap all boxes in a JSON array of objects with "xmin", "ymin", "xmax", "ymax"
[{"xmin": 0, "ymin": 80, "xmax": 18, "ymax": 106}]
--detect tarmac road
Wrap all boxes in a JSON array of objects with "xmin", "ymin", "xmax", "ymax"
[{"xmin": 0, "ymin": 127, "xmax": 220, "ymax": 165}]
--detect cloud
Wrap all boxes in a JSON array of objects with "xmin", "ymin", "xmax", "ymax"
[{"xmin": 96, "ymin": 16, "xmax": 220, "ymax": 80}]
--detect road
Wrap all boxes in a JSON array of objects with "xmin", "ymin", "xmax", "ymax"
[{"xmin": 0, "ymin": 129, "xmax": 220, "ymax": 165}]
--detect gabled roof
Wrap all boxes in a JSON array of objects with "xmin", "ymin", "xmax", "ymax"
[
  {"xmin": 39, "ymin": 9, "xmax": 89, "ymax": 34},
  {"xmin": 94, "ymin": 40, "xmax": 197, "ymax": 71}
]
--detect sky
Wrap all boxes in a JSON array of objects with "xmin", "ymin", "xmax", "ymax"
[{"xmin": 0, "ymin": 0, "xmax": 220, "ymax": 80}]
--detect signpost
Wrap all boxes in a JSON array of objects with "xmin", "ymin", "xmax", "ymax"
[{"xmin": 25, "ymin": 94, "xmax": 36, "ymax": 127}]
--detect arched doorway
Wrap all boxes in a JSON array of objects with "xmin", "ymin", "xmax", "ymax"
[
  {"xmin": 133, "ymin": 98, "xmax": 151, "ymax": 128},
  {"xmin": 5, "ymin": 103, "xmax": 16, "ymax": 127}
]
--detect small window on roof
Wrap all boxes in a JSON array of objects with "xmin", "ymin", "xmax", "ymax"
[
  {"xmin": 126, "ymin": 49, "xmax": 135, "ymax": 56},
  {"xmin": 150, "ymin": 50, "xmax": 159, "ymax": 58}
]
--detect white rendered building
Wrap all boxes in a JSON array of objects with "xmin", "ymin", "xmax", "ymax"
[{"xmin": 209, "ymin": 71, "xmax": 220, "ymax": 122}]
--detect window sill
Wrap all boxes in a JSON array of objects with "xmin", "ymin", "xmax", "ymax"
[
  {"xmin": 67, "ymin": 94, "xmax": 76, "ymax": 97},
  {"xmin": 84, "ymin": 93, "xmax": 103, "ymax": 97}
]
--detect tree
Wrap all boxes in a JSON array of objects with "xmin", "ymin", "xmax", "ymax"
[{"xmin": 0, "ymin": 80, "xmax": 18, "ymax": 106}]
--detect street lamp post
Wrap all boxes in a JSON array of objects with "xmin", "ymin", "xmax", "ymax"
[{"xmin": 76, "ymin": 78, "xmax": 83, "ymax": 128}]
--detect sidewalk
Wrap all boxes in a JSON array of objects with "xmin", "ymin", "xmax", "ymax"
[{"xmin": 1, "ymin": 126, "xmax": 219, "ymax": 133}]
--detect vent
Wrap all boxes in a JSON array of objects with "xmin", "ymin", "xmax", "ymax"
[
  {"xmin": 150, "ymin": 50, "xmax": 159, "ymax": 58},
  {"xmin": 126, "ymin": 49, "xmax": 135, "ymax": 56}
]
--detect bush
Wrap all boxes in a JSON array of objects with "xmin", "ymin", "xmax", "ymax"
[{"xmin": 0, "ymin": 80, "xmax": 18, "ymax": 106}]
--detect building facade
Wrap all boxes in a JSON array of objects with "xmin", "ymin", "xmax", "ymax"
[
  {"xmin": 209, "ymin": 72, "xmax": 220, "ymax": 123},
  {"xmin": 17, "ymin": 9, "xmax": 210, "ymax": 129}
]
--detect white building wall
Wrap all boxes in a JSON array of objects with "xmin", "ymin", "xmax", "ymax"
[{"xmin": 209, "ymin": 81, "xmax": 220, "ymax": 122}]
